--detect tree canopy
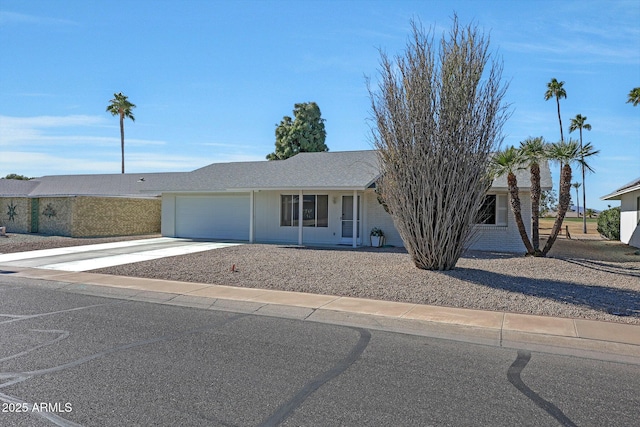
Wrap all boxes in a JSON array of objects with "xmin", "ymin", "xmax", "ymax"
[
  {"xmin": 106, "ymin": 92, "xmax": 136, "ymax": 173},
  {"xmin": 267, "ymin": 102, "xmax": 328, "ymax": 160},
  {"xmin": 2, "ymin": 174, "xmax": 32, "ymax": 180},
  {"xmin": 627, "ymin": 87, "xmax": 640, "ymax": 106}
]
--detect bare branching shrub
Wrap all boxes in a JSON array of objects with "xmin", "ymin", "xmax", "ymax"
[{"xmin": 369, "ymin": 17, "xmax": 509, "ymax": 270}]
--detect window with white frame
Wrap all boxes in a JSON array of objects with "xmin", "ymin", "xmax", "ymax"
[
  {"xmin": 280, "ymin": 195, "xmax": 328, "ymax": 227},
  {"xmin": 477, "ymin": 194, "xmax": 507, "ymax": 225}
]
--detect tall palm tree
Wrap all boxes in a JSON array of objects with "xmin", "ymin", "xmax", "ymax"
[
  {"xmin": 519, "ymin": 136, "xmax": 547, "ymax": 255},
  {"xmin": 492, "ymin": 147, "xmax": 534, "ymax": 255},
  {"xmin": 542, "ymin": 140, "xmax": 599, "ymax": 256},
  {"xmin": 569, "ymin": 114, "xmax": 591, "ymax": 233},
  {"xmin": 572, "ymin": 182, "xmax": 581, "ymax": 218},
  {"xmin": 544, "ymin": 78, "xmax": 567, "ymax": 142},
  {"xmin": 627, "ymin": 87, "xmax": 640, "ymax": 106},
  {"xmin": 106, "ymin": 92, "xmax": 136, "ymax": 174}
]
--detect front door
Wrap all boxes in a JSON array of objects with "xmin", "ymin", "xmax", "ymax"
[{"xmin": 341, "ymin": 195, "xmax": 360, "ymax": 244}]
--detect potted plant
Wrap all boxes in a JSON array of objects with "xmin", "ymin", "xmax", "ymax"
[{"xmin": 370, "ymin": 227, "xmax": 385, "ymax": 247}]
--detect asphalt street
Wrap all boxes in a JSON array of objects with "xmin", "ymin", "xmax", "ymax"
[{"xmin": 1, "ymin": 279, "xmax": 639, "ymax": 427}]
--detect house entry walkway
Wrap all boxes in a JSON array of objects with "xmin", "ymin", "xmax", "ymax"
[{"xmin": 0, "ymin": 238, "xmax": 241, "ymax": 272}]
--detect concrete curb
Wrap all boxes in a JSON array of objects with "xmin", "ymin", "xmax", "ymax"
[{"xmin": 5, "ymin": 266, "xmax": 640, "ymax": 364}]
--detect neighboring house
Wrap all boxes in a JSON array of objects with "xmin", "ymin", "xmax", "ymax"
[
  {"xmin": 150, "ymin": 150, "xmax": 552, "ymax": 252},
  {"xmin": 601, "ymin": 177, "xmax": 640, "ymax": 248},
  {"xmin": 0, "ymin": 173, "xmax": 180, "ymax": 237}
]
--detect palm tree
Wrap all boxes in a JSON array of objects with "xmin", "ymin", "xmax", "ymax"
[
  {"xmin": 627, "ymin": 87, "xmax": 640, "ymax": 106},
  {"xmin": 492, "ymin": 147, "xmax": 534, "ymax": 255},
  {"xmin": 106, "ymin": 92, "xmax": 136, "ymax": 174},
  {"xmin": 542, "ymin": 140, "xmax": 599, "ymax": 256},
  {"xmin": 544, "ymin": 78, "xmax": 567, "ymax": 142},
  {"xmin": 572, "ymin": 182, "xmax": 581, "ymax": 218},
  {"xmin": 519, "ymin": 136, "xmax": 547, "ymax": 255},
  {"xmin": 569, "ymin": 114, "xmax": 592, "ymax": 233}
]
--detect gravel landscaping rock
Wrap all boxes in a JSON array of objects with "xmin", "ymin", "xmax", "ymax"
[{"xmin": 3, "ymin": 233, "xmax": 638, "ymax": 325}]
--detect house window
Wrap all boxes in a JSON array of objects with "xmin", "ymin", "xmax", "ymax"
[
  {"xmin": 281, "ymin": 195, "xmax": 328, "ymax": 227},
  {"xmin": 477, "ymin": 194, "xmax": 507, "ymax": 226}
]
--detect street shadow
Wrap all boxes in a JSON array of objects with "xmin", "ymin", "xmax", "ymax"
[{"xmin": 443, "ymin": 267, "xmax": 640, "ymax": 318}]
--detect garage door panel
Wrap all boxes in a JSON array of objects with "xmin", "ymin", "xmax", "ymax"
[{"xmin": 175, "ymin": 195, "xmax": 249, "ymax": 240}]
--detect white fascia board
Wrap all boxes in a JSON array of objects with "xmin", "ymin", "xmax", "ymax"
[{"xmin": 601, "ymin": 185, "xmax": 640, "ymax": 200}]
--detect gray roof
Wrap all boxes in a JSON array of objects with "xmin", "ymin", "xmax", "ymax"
[
  {"xmin": 149, "ymin": 151, "xmax": 381, "ymax": 192},
  {"xmin": 0, "ymin": 172, "xmax": 184, "ymax": 198},
  {"xmin": 0, "ymin": 179, "xmax": 40, "ymax": 197},
  {"xmin": 601, "ymin": 177, "xmax": 640, "ymax": 200},
  {"xmin": 490, "ymin": 161, "xmax": 553, "ymax": 191},
  {"xmin": 0, "ymin": 150, "xmax": 553, "ymax": 197}
]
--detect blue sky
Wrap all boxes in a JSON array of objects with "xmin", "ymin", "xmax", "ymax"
[{"xmin": 0, "ymin": 0, "xmax": 638, "ymax": 211}]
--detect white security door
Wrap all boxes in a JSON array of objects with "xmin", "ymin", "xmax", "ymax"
[
  {"xmin": 175, "ymin": 195, "xmax": 249, "ymax": 240},
  {"xmin": 341, "ymin": 195, "xmax": 360, "ymax": 244}
]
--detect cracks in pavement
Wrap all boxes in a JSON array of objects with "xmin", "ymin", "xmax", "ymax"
[
  {"xmin": 258, "ymin": 327, "xmax": 372, "ymax": 427},
  {"xmin": 507, "ymin": 350, "xmax": 577, "ymax": 427}
]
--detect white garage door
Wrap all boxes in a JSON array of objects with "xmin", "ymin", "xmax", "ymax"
[{"xmin": 175, "ymin": 195, "xmax": 250, "ymax": 240}]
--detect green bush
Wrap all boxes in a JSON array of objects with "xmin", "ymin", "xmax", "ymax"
[{"xmin": 597, "ymin": 207, "xmax": 620, "ymax": 240}]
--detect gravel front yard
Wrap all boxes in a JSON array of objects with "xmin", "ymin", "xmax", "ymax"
[{"xmin": 2, "ymin": 233, "xmax": 639, "ymax": 325}]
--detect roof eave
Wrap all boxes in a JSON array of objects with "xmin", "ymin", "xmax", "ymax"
[{"xmin": 601, "ymin": 183, "xmax": 640, "ymax": 201}]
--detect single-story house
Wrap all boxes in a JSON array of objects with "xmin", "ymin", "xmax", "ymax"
[
  {"xmin": 149, "ymin": 150, "xmax": 552, "ymax": 252},
  {"xmin": 0, "ymin": 172, "xmax": 181, "ymax": 237},
  {"xmin": 601, "ymin": 177, "xmax": 640, "ymax": 248}
]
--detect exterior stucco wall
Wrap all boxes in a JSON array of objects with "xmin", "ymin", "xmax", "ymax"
[
  {"xmin": 162, "ymin": 189, "xmax": 532, "ymax": 252},
  {"xmin": 71, "ymin": 197, "xmax": 161, "ymax": 237},
  {"xmin": 619, "ymin": 190, "xmax": 640, "ymax": 248},
  {"xmin": 0, "ymin": 197, "xmax": 31, "ymax": 233},
  {"xmin": 161, "ymin": 194, "xmax": 177, "ymax": 237},
  {"xmin": 254, "ymin": 190, "xmax": 365, "ymax": 245},
  {"xmin": 363, "ymin": 191, "xmax": 404, "ymax": 247}
]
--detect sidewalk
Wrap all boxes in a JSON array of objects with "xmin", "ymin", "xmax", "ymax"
[{"xmin": 5, "ymin": 266, "xmax": 640, "ymax": 364}]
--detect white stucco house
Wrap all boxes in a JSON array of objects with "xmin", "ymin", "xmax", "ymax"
[
  {"xmin": 149, "ymin": 150, "xmax": 551, "ymax": 253},
  {"xmin": 601, "ymin": 177, "xmax": 640, "ymax": 248}
]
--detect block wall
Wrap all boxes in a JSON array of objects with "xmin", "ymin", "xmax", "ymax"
[
  {"xmin": 38, "ymin": 197, "xmax": 73, "ymax": 236},
  {"xmin": 467, "ymin": 192, "xmax": 532, "ymax": 253},
  {"xmin": 0, "ymin": 197, "xmax": 31, "ymax": 233},
  {"xmin": 72, "ymin": 197, "xmax": 161, "ymax": 237}
]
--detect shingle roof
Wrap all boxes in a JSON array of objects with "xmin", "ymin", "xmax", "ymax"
[
  {"xmin": 601, "ymin": 177, "xmax": 640, "ymax": 200},
  {"xmin": 150, "ymin": 150, "xmax": 381, "ymax": 192},
  {"xmin": 490, "ymin": 162, "xmax": 553, "ymax": 191},
  {"xmin": 0, "ymin": 172, "xmax": 184, "ymax": 198},
  {"xmin": 0, "ymin": 179, "xmax": 40, "ymax": 196},
  {"xmin": 0, "ymin": 150, "xmax": 553, "ymax": 197}
]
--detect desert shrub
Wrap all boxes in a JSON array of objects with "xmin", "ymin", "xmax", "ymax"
[{"xmin": 597, "ymin": 207, "xmax": 620, "ymax": 240}]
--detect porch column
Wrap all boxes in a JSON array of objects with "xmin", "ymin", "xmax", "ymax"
[
  {"xmin": 298, "ymin": 190, "xmax": 303, "ymax": 245},
  {"xmin": 352, "ymin": 190, "xmax": 357, "ymax": 248},
  {"xmin": 249, "ymin": 190, "xmax": 254, "ymax": 243}
]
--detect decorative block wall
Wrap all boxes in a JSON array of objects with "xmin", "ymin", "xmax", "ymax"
[
  {"xmin": 71, "ymin": 197, "xmax": 161, "ymax": 237},
  {"xmin": 0, "ymin": 197, "xmax": 31, "ymax": 233},
  {"xmin": 0, "ymin": 196, "xmax": 161, "ymax": 237}
]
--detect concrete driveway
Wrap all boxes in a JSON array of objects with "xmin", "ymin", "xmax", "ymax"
[{"xmin": 0, "ymin": 237, "xmax": 241, "ymax": 272}]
